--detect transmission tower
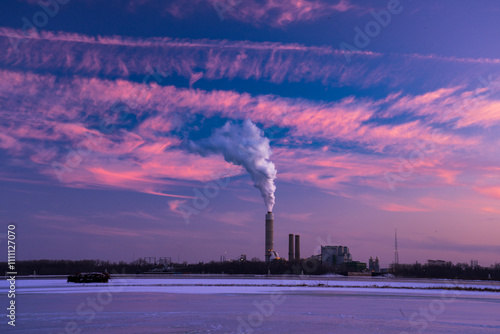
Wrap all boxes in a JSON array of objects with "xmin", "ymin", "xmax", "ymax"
[{"xmin": 394, "ymin": 228, "xmax": 399, "ymax": 265}]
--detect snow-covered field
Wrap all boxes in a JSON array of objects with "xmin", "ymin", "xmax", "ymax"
[
  {"xmin": 1, "ymin": 276, "xmax": 499, "ymax": 333},
  {"xmin": 7, "ymin": 276, "xmax": 500, "ymax": 295}
]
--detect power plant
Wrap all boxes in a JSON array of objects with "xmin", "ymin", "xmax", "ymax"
[
  {"xmin": 219, "ymin": 210, "xmax": 386, "ymax": 275},
  {"xmin": 262, "ymin": 212, "xmax": 367, "ymax": 273}
]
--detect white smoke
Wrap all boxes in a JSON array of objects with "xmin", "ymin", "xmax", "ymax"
[{"xmin": 189, "ymin": 120, "xmax": 277, "ymax": 212}]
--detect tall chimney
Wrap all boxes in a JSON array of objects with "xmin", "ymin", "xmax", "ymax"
[
  {"xmin": 295, "ymin": 234, "xmax": 300, "ymax": 260},
  {"xmin": 265, "ymin": 212, "xmax": 274, "ymax": 263},
  {"xmin": 288, "ymin": 234, "xmax": 294, "ymax": 261}
]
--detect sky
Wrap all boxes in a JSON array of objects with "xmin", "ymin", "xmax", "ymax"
[{"xmin": 1, "ymin": 0, "xmax": 500, "ymax": 267}]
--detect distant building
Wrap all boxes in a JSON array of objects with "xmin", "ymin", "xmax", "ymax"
[
  {"xmin": 369, "ymin": 256, "xmax": 380, "ymax": 273},
  {"xmin": 427, "ymin": 260, "xmax": 446, "ymax": 266},
  {"xmin": 321, "ymin": 246, "xmax": 352, "ymax": 267},
  {"xmin": 343, "ymin": 261, "xmax": 367, "ymax": 272}
]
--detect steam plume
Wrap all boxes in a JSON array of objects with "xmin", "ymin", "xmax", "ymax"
[{"xmin": 189, "ymin": 120, "xmax": 277, "ymax": 211}]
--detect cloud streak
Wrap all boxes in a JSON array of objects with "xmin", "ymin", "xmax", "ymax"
[
  {"xmin": 3, "ymin": 28, "xmax": 500, "ymax": 93},
  {"xmin": 120, "ymin": 0, "xmax": 360, "ymax": 27}
]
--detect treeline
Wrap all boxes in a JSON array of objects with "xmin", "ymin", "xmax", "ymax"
[
  {"xmin": 1, "ymin": 258, "xmax": 327, "ymax": 276},
  {"xmin": 179, "ymin": 259, "xmax": 327, "ymax": 275},
  {"xmin": 3, "ymin": 259, "xmax": 500, "ymax": 280},
  {"xmin": 392, "ymin": 262, "xmax": 500, "ymax": 280},
  {"xmin": 0, "ymin": 259, "xmax": 160, "ymax": 276}
]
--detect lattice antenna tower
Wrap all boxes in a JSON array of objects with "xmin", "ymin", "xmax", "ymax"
[{"xmin": 394, "ymin": 228, "xmax": 399, "ymax": 265}]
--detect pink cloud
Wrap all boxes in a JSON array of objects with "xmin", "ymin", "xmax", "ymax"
[
  {"xmin": 47, "ymin": 150, "xmax": 240, "ymax": 197},
  {"xmin": 0, "ymin": 133, "xmax": 21, "ymax": 151},
  {"xmin": 271, "ymin": 147, "xmax": 397, "ymax": 194},
  {"xmin": 0, "ymin": 71, "xmax": 492, "ymax": 198},
  {"xmin": 168, "ymin": 199, "xmax": 188, "ymax": 215},
  {"xmin": 379, "ymin": 203, "xmax": 428, "ymax": 212},
  {"xmin": 143, "ymin": 190, "xmax": 193, "ymax": 199},
  {"xmin": 2, "ymin": 69, "xmax": 464, "ymax": 156},
  {"xmin": 435, "ymin": 169, "xmax": 461, "ymax": 185},
  {"xmin": 475, "ymin": 186, "xmax": 500, "ymax": 199},
  {"xmin": 455, "ymin": 99, "xmax": 500, "ymax": 128},
  {"xmin": 385, "ymin": 86, "xmax": 500, "ymax": 129},
  {"xmin": 482, "ymin": 207, "xmax": 500, "ymax": 214},
  {"xmin": 163, "ymin": 0, "xmax": 357, "ymax": 27},
  {"xmin": 225, "ymin": 0, "xmax": 355, "ymax": 27},
  {"xmin": 0, "ymin": 69, "xmax": 497, "ymax": 202}
]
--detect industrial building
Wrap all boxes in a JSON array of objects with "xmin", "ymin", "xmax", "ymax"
[
  {"xmin": 320, "ymin": 245, "xmax": 367, "ymax": 273},
  {"xmin": 368, "ymin": 256, "xmax": 380, "ymax": 273},
  {"xmin": 321, "ymin": 245, "xmax": 352, "ymax": 267},
  {"xmin": 343, "ymin": 261, "xmax": 367, "ymax": 272}
]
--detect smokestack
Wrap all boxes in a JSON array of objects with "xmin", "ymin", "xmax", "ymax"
[
  {"xmin": 295, "ymin": 234, "xmax": 300, "ymax": 260},
  {"xmin": 288, "ymin": 234, "xmax": 294, "ymax": 261},
  {"xmin": 265, "ymin": 212, "xmax": 274, "ymax": 263}
]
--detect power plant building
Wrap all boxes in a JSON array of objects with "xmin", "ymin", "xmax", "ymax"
[
  {"xmin": 321, "ymin": 246, "xmax": 352, "ymax": 267},
  {"xmin": 368, "ymin": 256, "xmax": 380, "ymax": 273},
  {"xmin": 427, "ymin": 260, "xmax": 446, "ymax": 266}
]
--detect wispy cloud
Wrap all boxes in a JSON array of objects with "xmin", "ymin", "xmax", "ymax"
[
  {"xmin": 208, "ymin": 0, "xmax": 357, "ymax": 27},
  {"xmin": 132, "ymin": 0, "xmax": 360, "ymax": 27},
  {"xmin": 0, "ymin": 68, "xmax": 497, "ymax": 202},
  {"xmin": 17, "ymin": 0, "xmax": 365, "ymax": 28},
  {"xmin": 475, "ymin": 186, "xmax": 500, "ymax": 199},
  {"xmin": 379, "ymin": 203, "xmax": 428, "ymax": 212},
  {"xmin": 168, "ymin": 199, "xmax": 188, "ymax": 215},
  {"xmin": 482, "ymin": 207, "xmax": 500, "ymax": 214},
  {"xmin": 3, "ymin": 28, "xmax": 500, "ymax": 92}
]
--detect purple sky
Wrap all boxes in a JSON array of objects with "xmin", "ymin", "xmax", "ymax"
[{"xmin": 1, "ymin": 0, "xmax": 500, "ymax": 267}]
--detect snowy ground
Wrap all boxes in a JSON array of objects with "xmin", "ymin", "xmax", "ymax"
[{"xmin": 1, "ymin": 276, "xmax": 499, "ymax": 333}]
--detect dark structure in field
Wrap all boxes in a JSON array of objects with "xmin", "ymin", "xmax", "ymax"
[{"xmin": 67, "ymin": 272, "xmax": 110, "ymax": 283}]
